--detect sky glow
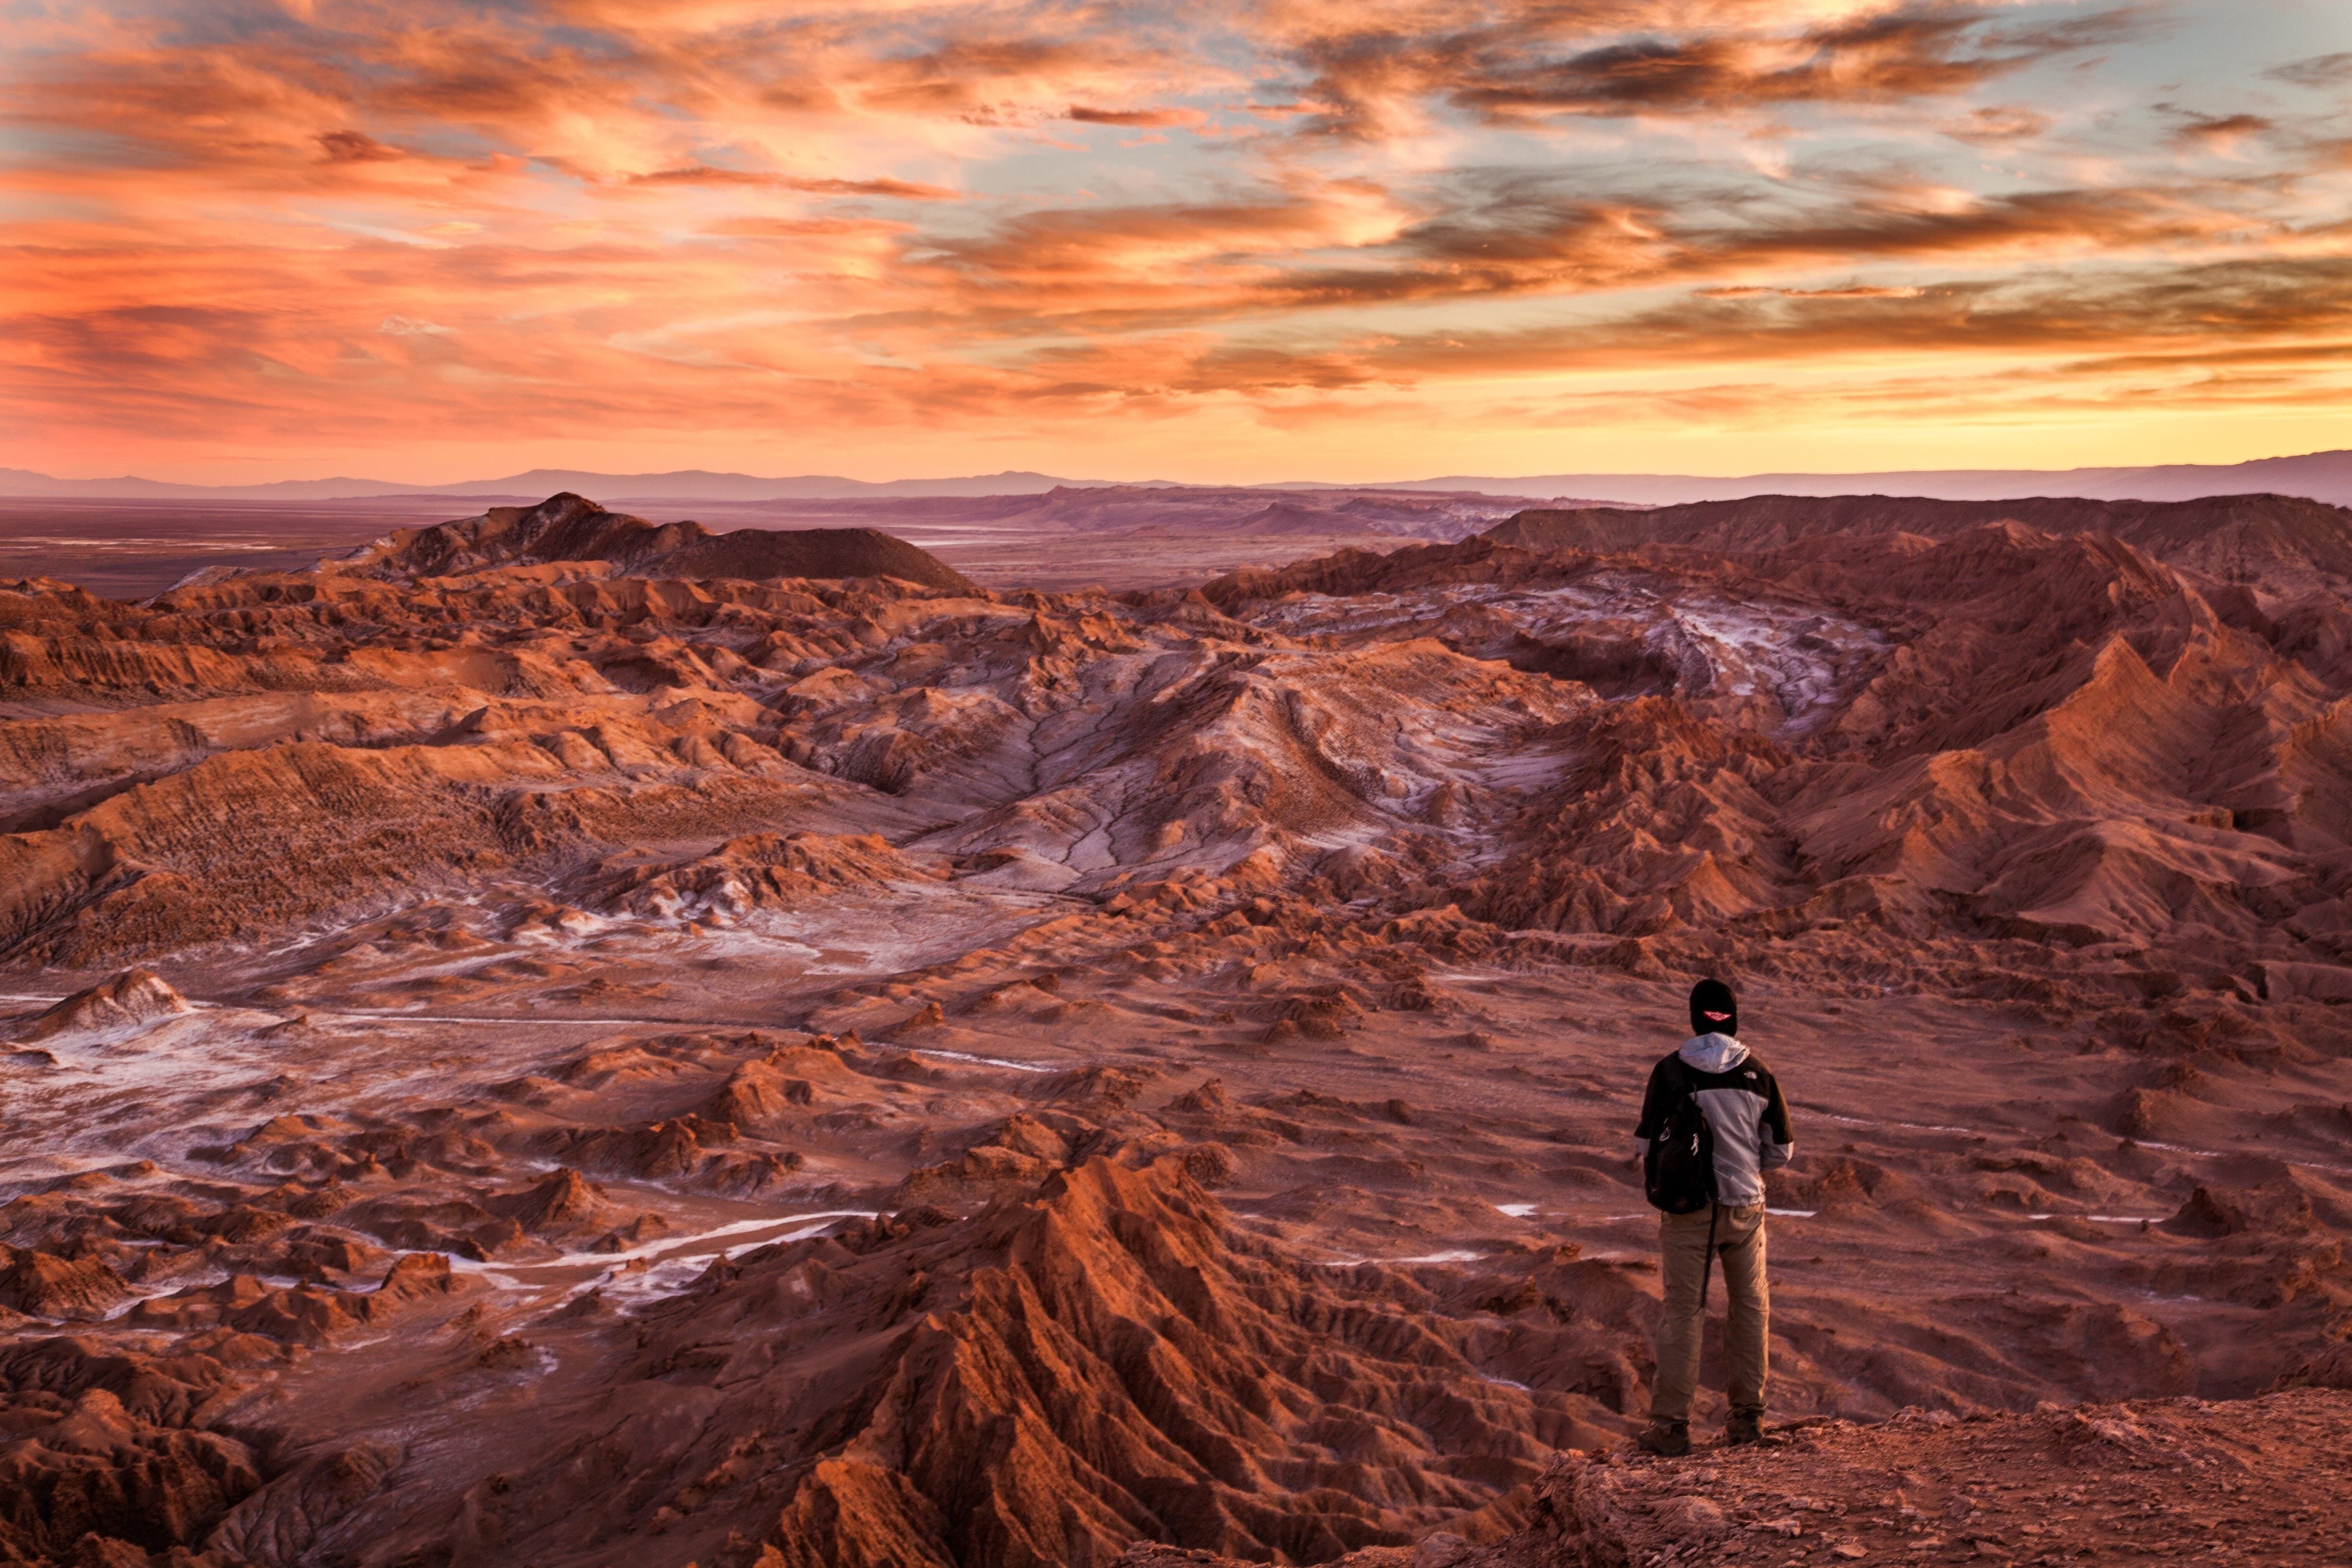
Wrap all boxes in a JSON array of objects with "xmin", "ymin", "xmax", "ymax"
[{"xmin": 5, "ymin": 0, "xmax": 2352, "ymax": 484}]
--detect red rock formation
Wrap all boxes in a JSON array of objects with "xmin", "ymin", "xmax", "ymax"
[
  {"xmin": 0, "ymin": 1247, "xmax": 130, "ymax": 1319},
  {"xmin": 12, "ymin": 968, "xmax": 191, "ymax": 1042},
  {"xmin": 0, "ymin": 1333, "xmax": 275, "ymax": 1562},
  {"xmin": 326, "ymin": 1155, "xmax": 1641, "ymax": 1568},
  {"xmin": 334, "ymin": 491, "xmax": 978, "ymax": 593}
]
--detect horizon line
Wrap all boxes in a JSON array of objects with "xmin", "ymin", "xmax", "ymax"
[{"xmin": 9, "ymin": 443, "xmax": 2352, "ymax": 498}]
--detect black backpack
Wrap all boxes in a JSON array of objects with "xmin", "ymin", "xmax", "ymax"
[{"xmin": 1643, "ymin": 1058, "xmax": 1717, "ymax": 1215}]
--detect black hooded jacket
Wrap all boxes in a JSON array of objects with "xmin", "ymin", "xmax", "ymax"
[{"xmin": 1634, "ymin": 979, "xmax": 1794, "ymax": 1207}]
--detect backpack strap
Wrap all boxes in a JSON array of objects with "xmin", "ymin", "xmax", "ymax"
[
  {"xmin": 1650, "ymin": 1053, "xmax": 1688, "ymax": 1143},
  {"xmin": 1673, "ymin": 1053, "xmax": 1720, "ymax": 1202}
]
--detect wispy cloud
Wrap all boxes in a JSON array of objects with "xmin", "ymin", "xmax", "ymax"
[{"xmin": 2265, "ymin": 50, "xmax": 2352, "ymax": 88}]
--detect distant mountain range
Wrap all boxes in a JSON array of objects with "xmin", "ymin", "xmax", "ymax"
[
  {"xmin": 1351, "ymin": 449, "xmax": 2352, "ymax": 506},
  {"xmin": 0, "ymin": 468, "xmax": 1108, "ymax": 502},
  {"xmin": 8, "ymin": 448, "xmax": 2352, "ymax": 506}
]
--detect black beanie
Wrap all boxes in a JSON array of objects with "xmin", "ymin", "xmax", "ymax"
[{"xmin": 1689, "ymin": 978, "xmax": 1738, "ymax": 1038}]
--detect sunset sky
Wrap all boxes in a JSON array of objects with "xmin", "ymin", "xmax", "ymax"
[{"xmin": 5, "ymin": 1, "xmax": 2352, "ymax": 485}]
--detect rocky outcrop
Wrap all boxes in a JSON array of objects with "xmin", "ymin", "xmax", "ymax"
[
  {"xmin": 0, "ymin": 1246, "xmax": 131, "ymax": 1318},
  {"xmin": 0, "ymin": 1334, "xmax": 276, "ymax": 1563},
  {"xmin": 333, "ymin": 492, "xmax": 978, "ymax": 592},
  {"xmin": 12, "ymin": 967, "xmax": 190, "ymax": 1042},
  {"xmin": 339, "ymin": 1155, "xmax": 1639, "ymax": 1568}
]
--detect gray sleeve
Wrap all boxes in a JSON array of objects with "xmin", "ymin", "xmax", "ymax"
[{"xmin": 1758, "ymin": 1070, "xmax": 1794, "ymax": 1169}]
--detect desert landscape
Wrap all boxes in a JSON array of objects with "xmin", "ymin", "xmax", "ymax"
[
  {"xmin": 0, "ymin": 484, "xmax": 1574, "ymax": 604},
  {"xmin": 2, "ymin": 483, "xmax": 2349, "ymax": 1566},
  {"xmin": 11, "ymin": 0, "xmax": 2352, "ymax": 1560}
]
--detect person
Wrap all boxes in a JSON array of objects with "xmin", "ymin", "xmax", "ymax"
[{"xmin": 1632, "ymin": 977, "xmax": 1794, "ymax": 1456}]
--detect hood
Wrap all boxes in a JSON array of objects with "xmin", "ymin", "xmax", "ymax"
[
  {"xmin": 1679, "ymin": 1033, "xmax": 1749, "ymax": 1075},
  {"xmin": 1689, "ymin": 976, "xmax": 1737, "ymax": 1039}
]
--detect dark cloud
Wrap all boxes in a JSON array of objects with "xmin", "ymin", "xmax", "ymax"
[
  {"xmin": 1282, "ymin": 2, "xmax": 2141, "ymax": 136},
  {"xmin": 626, "ymin": 166, "xmax": 952, "ymax": 198},
  {"xmin": 1696, "ymin": 186, "xmax": 2256, "ymax": 268},
  {"xmin": 1943, "ymin": 105, "xmax": 2053, "ymax": 144},
  {"xmin": 2265, "ymin": 51, "xmax": 2352, "ymax": 88},
  {"xmin": 1504, "ymin": 10, "xmax": 1989, "ymax": 112},
  {"xmin": 1067, "ymin": 105, "xmax": 1194, "ymax": 126},
  {"xmin": 1166, "ymin": 179, "xmax": 2263, "ymax": 321},
  {"xmin": 702, "ymin": 215, "xmax": 913, "ymax": 238},
  {"xmin": 1981, "ymin": 6, "xmax": 2155, "ymax": 54},
  {"xmin": 927, "ymin": 194, "xmax": 1346, "ymax": 281},
  {"xmin": 1147, "ymin": 255, "xmax": 2352, "ymax": 396},
  {"xmin": 1576, "ymin": 256, "xmax": 2352, "ymax": 362},
  {"xmin": 2165, "ymin": 109, "xmax": 2274, "ymax": 152},
  {"xmin": 1697, "ymin": 283, "xmax": 1921, "ymax": 298},
  {"xmin": 315, "ymin": 131, "xmax": 405, "ymax": 163},
  {"xmin": 853, "ymin": 36, "xmax": 1136, "ymax": 117}
]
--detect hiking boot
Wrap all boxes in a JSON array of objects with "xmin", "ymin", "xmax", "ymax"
[
  {"xmin": 1726, "ymin": 1410, "xmax": 1763, "ymax": 1447},
  {"xmin": 1634, "ymin": 1422, "xmax": 1691, "ymax": 1458}
]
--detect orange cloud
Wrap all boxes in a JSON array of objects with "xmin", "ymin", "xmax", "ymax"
[
  {"xmin": 4, "ymin": 0, "xmax": 2351, "ymax": 483},
  {"xmin": 626, "ymin": 166, "xmax": 955, "ymax": 198}
]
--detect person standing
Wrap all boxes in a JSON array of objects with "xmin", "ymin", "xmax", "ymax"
[{"xmin": 1633, "ymin": 977, "xmax": 1794, "ymax": 1456}]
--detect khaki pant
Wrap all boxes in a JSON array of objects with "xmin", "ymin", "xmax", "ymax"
[{"xmin": 1649, "ymin": 1203, "xmax": 1768, "ymax": 1427}]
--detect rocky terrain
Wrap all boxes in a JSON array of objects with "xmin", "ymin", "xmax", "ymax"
[
  {"xmin": 1120, "ymin": 1387, "xmax": 2352, "ymax": 1566},
  {"xmin": 3, "ymin": 489, "xmax": 2351, "ymax": 1566},
  {"xmin": 1486, "ymin": 492, "xmax": 2352, "ymax": 594}
]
